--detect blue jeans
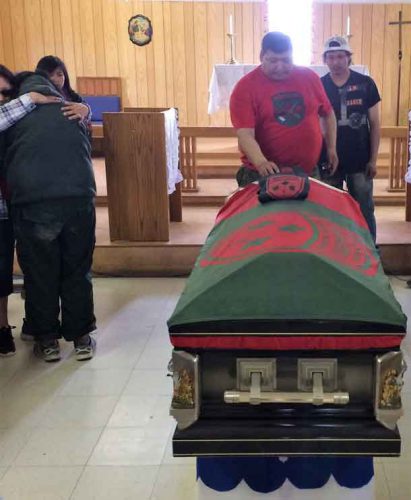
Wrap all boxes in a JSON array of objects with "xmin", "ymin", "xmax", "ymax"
[{"xmin": 324, "ymin": 170, "xmax": 376, "ymax": 242}]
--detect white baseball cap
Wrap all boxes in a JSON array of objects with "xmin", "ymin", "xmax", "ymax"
[{"xmin": 323, "ymin": 36, "xmax": 352, "ymax": 55}]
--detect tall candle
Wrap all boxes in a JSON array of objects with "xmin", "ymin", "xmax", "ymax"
[
  {"xmin": 228, "ymin": 15, "xmax": 233, "ymax": 35},
  {"xmin": 347, "ymin": 16, "xmax": 350, "ymax": 36}
]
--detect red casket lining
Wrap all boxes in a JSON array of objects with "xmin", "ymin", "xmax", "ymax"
[{"xmin": 170, "ymin": 335, "xmax": 403, "ymax": 351}]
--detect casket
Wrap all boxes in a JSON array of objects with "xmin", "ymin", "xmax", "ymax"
[{"xmin": 167, "ymin": 177, "xmax": 407, "ymax": 458}]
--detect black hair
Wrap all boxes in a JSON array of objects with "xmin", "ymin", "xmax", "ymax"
[
  {"xmin": 261, "ymin": 32, "xmax": 292, "ymax": 55},
  {"xmin": 0, "ymin": 65, "xmax": 16, "ymax": 98},
  {"xmin": 36, "ymin": 55, "xmax": 82, "ymax": 102},
  {"xmin": 322, "ymin": 52, "xmax": 352, "ymax": 66}
]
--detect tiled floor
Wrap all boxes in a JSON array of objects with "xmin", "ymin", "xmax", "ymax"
[{"xmin": 0, "ymin": 277, "xmax": 410, "ymax": 499}]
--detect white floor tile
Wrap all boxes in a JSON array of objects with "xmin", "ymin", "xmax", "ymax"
[
  {"xmin": 71, "ymin": 465, "xmax": 158, "ymax": 500},
  {"xmin": 0, "ymin": 466, "xmax": 83, "ymax": 500},
  {"xmin": 150, "ymin": 464, "xmax": 197, "ymax": 500},
  {"xmin": 59, "ymin": 368, "xmax": 132, "ymax": 397},
  {"xmin": 383, "ymin": 462, "xmax": 411, "ymax": 500},
  {"xmin": 0, "ymin": 427, "xmax": 34, "ymax": 466},
  {"xmin": 89, "ymin": 428, "xmax": 168, "ymax": 466},
  {"xmin": 0, "ymin": 466, "xmax": 7, "ymax": 479},
  {"xmin": 14, "ymin": 428, "xmax": 102, "ymax": 466},
  {"xmin": 123, "ymin": 370, "xmax": 172, "ymax": 396},
  {"xmin": 40, "ymin": 395, "xmax": 118, "ymax": 429},
  {"xmin": 107, "ymin": 395, "xmax": 174, "ymax": 437},
  {"xmin": 0, "ymin": 389, "xmax": 53, "ymax": 430},
  {"xmin": 374, "ymin": 463, "xmax": 390, "ymax": 500}
]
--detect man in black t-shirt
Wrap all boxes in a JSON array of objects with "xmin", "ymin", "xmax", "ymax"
[{"xmin": 320, "ymin": 36, "xmax": 381, "ymax": 243}]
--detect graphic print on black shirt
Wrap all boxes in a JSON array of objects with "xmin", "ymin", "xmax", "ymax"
[
  {"xmin": 272, "ymin": 92, "xmax": 305, "ymax": 127},
  {"xmin": 321, "ymin": 70, "xmax": 381, "ymax": 174}
]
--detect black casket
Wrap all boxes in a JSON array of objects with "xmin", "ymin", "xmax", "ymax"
[{"xmin": 167, "ymin": 178, "xmax": 407, "ymax": 458}]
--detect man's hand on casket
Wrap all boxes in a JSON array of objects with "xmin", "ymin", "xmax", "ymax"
[
  {"xmin": 256, "ymin": 160, "xmax": 280, "ymax": 176},
  {"xmin": 327, "ymin": 148, "xmax": 339, "ymax": 175}
]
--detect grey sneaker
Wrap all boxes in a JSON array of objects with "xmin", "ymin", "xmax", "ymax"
[
  {"xmin": 74, "ymin": 335, "xmax": 96, "ymax": 361},
  {"xmin": 34, "ymin": 340, "xmax": 61, "ymax": 362}
]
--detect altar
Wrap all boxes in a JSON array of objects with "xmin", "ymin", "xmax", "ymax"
[{"xmin": 208, "ymin": 64, "xmax": 369, "ymax": 114}]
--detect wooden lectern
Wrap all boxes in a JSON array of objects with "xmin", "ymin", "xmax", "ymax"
[{"xmin": 103, "ymin": 109, "xmax": 181, "ymax": 241}]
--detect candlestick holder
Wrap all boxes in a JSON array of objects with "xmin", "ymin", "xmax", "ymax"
[{"xmin": 226, "ymin": 33, "xmax": 238, "ymax": 64}]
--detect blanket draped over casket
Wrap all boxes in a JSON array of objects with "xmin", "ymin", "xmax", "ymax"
[{"xmin": 169, "ymin": 180, "xmax": 406, "ymax": 349}]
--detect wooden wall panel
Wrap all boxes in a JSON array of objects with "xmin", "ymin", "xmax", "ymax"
[
  {"xmin": 207, "ymin": 1, "xmax": 225, "ymax": 127},
  {"xmin": 184, "ymin": 1, "xmax": 197, "ymax": 126},
  {"xmin": 313, "ymin": 2, "xmax": 411, "ymax": 126},
  {"xmin": 92, "ymin": 0, "xmax": 106, "ymax": 76},
  {"xmin": 0, "ymin": 0, "xmax": 264, "ymax": 126},
  {"xmin": 40, "ymin": 0, "xmax": 56, "ymax": 56},
  {"xmin": 10, "ymin": 0, "xmax": 28, "ymax": 71},
  {"xmin": 193, "ymin": 2, "xmax": 209, "ymax": 126},
  {"xmin": 24, "ymin": 0, "xmax": 45, "ymax": 68},
  {"xmin": 51, "ymin": 0, "xmax": 63, "ymax": 58}
]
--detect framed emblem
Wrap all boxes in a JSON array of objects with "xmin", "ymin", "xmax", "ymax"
[{"xmin": 128, "ymin": 14, "xmax": 153, "ymax": 46}]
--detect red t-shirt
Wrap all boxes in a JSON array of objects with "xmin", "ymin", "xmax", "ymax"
[{"xmin": 230, "ymin": 66, "xmax": 333, "ymax": 174}]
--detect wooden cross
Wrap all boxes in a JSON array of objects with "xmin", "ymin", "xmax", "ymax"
[{"xmin": 389, "ymin": 10, "xmax": 411, "ymax": 125}]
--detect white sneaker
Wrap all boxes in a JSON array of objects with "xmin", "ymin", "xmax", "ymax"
[{"xmin": 74, "ymin": 335, "xmax": 96, "ymax": 361}]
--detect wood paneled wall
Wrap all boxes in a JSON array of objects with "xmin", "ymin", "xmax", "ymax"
[
  {"xmin": 0, "ymin": 0, "xmax": 265, "ymax": 126},
  {"xmin": 312, "ymin": 2, "xmax": 411, "ymax": 126}
]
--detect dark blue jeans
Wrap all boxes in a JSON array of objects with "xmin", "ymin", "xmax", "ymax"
[
  {"xmin": 323, "ymin": 170, "xmax": 376, "ymax": 243},
  {"xmin": 12, "ymin": 199, "xmax": 96, "ymax": 342}
]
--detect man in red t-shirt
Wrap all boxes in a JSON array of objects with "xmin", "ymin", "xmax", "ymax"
[{"xmin": 230, "ymin": 31, "xmax": 338, "ymax": 186}]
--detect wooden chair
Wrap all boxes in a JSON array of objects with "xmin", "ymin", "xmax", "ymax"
[
  {"xmin": 179, "ymin": 127, "xmax": 237, "ymax": 192},
  {"xmin": 383, "ymin": 126, "xmax": 409, "ymax": 192}
]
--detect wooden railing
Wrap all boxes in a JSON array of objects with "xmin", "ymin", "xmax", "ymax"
[
  {"xmin": 179, "ymin": 126, "xmax": 410, "ymax": 194},
  {"xmin": 179, "ymin": 127, "xmax": 237, "ymax": 192},
  {"xmin": 381, "ymin": 126, "xmax": 409, "ymax": 192}
]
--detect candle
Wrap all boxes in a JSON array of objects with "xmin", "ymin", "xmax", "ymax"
[
  {"xmin": 228, "ymin": 15, "xmax": 233, "ymax": 35},
  {"xmin": 347, "ymin": 16, "xmax": 351, "ymax": 36}
]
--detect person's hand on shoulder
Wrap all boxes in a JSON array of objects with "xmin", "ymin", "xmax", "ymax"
[
  {"xmin": 29, "ymin": 92, "xmax": 62, "ymax": 105},
  {"xmin": 256, "ymin": 160, "xmax": 280, "ymax": 176},
  {"xmin": 61, "ymin": 102, "xmax": 89, "ymax": 121}
]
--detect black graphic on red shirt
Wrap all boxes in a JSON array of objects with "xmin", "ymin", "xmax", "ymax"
[{"xmin": 272, "ymin": 92, "xmax": 305, "ymax": 127}]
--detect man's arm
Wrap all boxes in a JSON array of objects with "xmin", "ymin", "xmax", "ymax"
[
  {"xmin": 367, "ymin": 102, "xmax": 380, "ymax": 178},
  {"xmin": 236, "ymin": 128, "xmax": 279, "ymax": 175},
  {"xmin": 320, "ymin": 111, "xmax": 338, "ymax": 174},
  {"xmin": 0, "ymin": 93, "xmax": 61, "ymax": 133}
]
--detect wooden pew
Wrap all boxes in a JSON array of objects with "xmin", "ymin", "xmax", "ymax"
[{"xmin": 76, "ymin": 76, "xmax": 122, "ymax": 154}]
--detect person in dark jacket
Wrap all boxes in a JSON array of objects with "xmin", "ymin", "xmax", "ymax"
[
  {"xmin": 0, "ymin": 65, "xmax": 61, "ymax": 357},
  {"xmin": 0, "ymin": 71, "xmax": 97, "ymax": 362}
]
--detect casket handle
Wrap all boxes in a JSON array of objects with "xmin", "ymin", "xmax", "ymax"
[{"xmin": 224, "ymin": 390, "xmax": 349, "ymax": 405}]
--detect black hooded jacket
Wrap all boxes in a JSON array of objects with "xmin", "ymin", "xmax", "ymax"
[{"xmin": 0, "ymin": 72, "xmax": 95, "ymax": 205}]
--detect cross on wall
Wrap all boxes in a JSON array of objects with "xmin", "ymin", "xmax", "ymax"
[{"xmin": 388, "ymin": 10, "xmax": 411, "ymax": 126}]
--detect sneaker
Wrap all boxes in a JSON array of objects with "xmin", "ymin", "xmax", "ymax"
[
  {"xmin": 34, "ymin": 340, "xmax": 61, "ymax": 362},
  {"xmin": 0, "ymin": 326, "xmax": 16, "ymax": 357},
  {"xmin": 74, "ymin": 334, "xmax": 96, "ymax": 361}
]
